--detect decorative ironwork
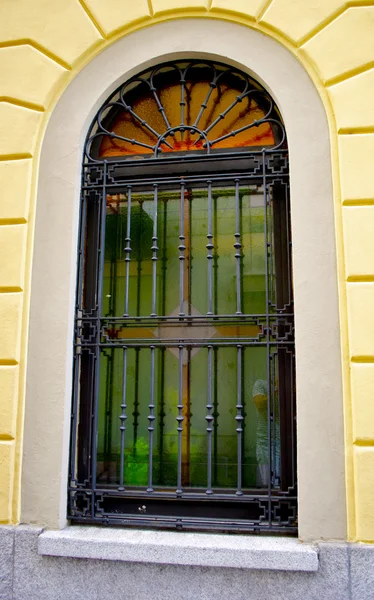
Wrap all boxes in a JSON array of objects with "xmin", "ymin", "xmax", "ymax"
[
  {"xmin": 69, "ymin": 60, "xmax": 296, "ymax": 533},
  {"xmin": 85, "ymin": 60, "xmax": 286, "ymax": 162}
]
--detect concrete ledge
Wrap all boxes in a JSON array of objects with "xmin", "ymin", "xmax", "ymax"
[{"xmin": 38, "ymin": 527, "xmax": 318, "ymax": 572}]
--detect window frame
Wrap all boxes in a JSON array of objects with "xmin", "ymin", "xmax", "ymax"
[{"xmin": 71, "ymin": 158, "xmax": 296, "ymax": 533}]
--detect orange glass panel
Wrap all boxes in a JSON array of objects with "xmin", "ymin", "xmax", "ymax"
[{"xmin": 99, "ymin": 75, "xmax": 275, "ymax": 158}]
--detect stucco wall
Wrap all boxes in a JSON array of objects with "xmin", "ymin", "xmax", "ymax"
[{"xmin": 0, "ymin": 0, "xmax": 372, "ymax": 542}]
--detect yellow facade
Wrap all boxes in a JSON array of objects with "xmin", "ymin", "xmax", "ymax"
[{"xmin": 0, "ymin": 0, "xmax": 372, "ymax": 541}]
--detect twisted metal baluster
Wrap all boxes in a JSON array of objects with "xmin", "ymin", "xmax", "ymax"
[
  {"xmin": 118, "ymin": 347, "xmax": 128, "ymax": 491},
  {"xmin": 147, "ymin": 346, "xmax": 156, "ymax": 492},
  {"xmin": 124, "ymin": 186, "xmax": 132, "ymax": 316},
  {"xmin": 206, "ymin": 345, "xmax": 214, "ymax": 495},
  {"xmin": 176, "ymin": 345, "xmax": 184, "ymax": 494},
  {"xmin": 179, "ymin": 181, "xmax": 186, "ymax": 316},
  {"xmin": 234, "ymin": 178, "xmax": 243, "ymax": 315},
  {"xmin": 151, "ymin": 184, "xmax": 159, "ymax": 317},
  {"xmin": 206, "ymin": 181, "xmax": 214, "ymax": 315},
  {"xmin": 236, "ymin": 344, "xmax": 243, "ymax": 496}
]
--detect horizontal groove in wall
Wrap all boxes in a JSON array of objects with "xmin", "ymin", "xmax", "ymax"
[
  {"xmin": 343, "ymin": 199, "xmax": 374, "ymax": 206},
  {"xmin": 347, "ymin": 275, "xmax": 374, "ymax": 283},
  {"xmin": 0, "ymin": 218, "xmax": 27, "ymax": 226},
  {"xmin": 298, "ymin": 1, "xmax": 374, "ymax": 47},
  {"xmin": 354, "ymin": 439, "xmax": 374, "ymax": 447},
  {"xmin": 0, "ymin": 359, "xmax": 18, "ymax": 366},
  {"xmin": 351, "ymin": 356, "xmax": 374, "ymax": 363},
  {"xmin": 297, "ymin": 5, "xmax": 347, "ymax": 47},
  {"xmin": 0, "ymin": 434, "xmax": 14, "ymax": 442},
  {"xmin": 153, "ymin": 5, "xmax": 208, "ymax": 16},
  {"xmin": 0, "ymin": 287, "xmax": 23, "ymax": 293},
  {"xmin": 339, "ymin": 127, "xmax": 374, "ymax": 135},
  {"xmin": 0, "ymin": 39, "xmax": 71, "ymax": 70},
  {"xmin": 0, "ymin": 439, "xmax": 15, "ymax": 446},
  {"xmin": 0, "ymin": 153, "xmax": 32, "ymax": 162},
  {"xmin": 0, "ymin": 97, "xmax": 45, "ymax": 113},
  {"xmin": 326, "ymin": 60, "xmax": 374, "ymax": 87}
]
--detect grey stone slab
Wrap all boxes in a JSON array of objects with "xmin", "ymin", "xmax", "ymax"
[
  {"xmin": 0, "ymin": 526, "xmax": 14, "ymax": 600},
  {"xmin": 350, "ymin": 543, "xmax": 374, "ymax": 600},
  {"xmin": 13, "ymin": 527, "xmax": 352, "ymax": 600},
  {"xmin": 38, "ymin": 526, "xmax": 319, "ymax": 572}
]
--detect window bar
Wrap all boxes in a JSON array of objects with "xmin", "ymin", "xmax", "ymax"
[
  {"xmin": 158, "ymin": 200, "xmax": 167, "ymax": 483},
  {"xmin": 179, "ymin": 181, "xmax": 186, "ymax": 316},
  {"xmin": 193, "ymin": 77, "xmax": 217, "ymax": 129},
  {"xmin": 118, "ymin": 346, "xmax": 128, "ymax": 491},
  {"xmin": 133, "ymin": 199, "xmax": 143, "ymax": 457},
  {"xmin": 285, "ymin": 182, "xmax": 292, "ymax": 305},
  {"xmin": 136, "ymin": 201, "xmax": 143, "ymax": 317},
  {"xmin": 206, "ymin": 344, "xmax": 213, "ymax": 495},
  {"xmin": 188, "ymin": 188, "xmax": 192, "ymax": 317},
  {"xmin": 236, "ymin": 344, "xmax": 243, "ymax": 496},
  {"xmin": 278, "ymin": 346, "xmax": 293, "ymax": 492},
  {"xmin": 77, "ymin": 348, "xmax": 96, "ymax": 484},
  {"xmin": 106, "ymin": 258, "xmax": 114, "ymax": 317},
  {"xmin": 151, "ymin": 184, "xmax": 159, "ymax": 317},
  {"xmin": 75, "ymin": 188, "xmax": 87, "ymax": 310},
  {"xmin": 158, "ymin": 347, "xmax": 166, "ymax": 484},
  {"xmin": 110, "ymin": 195, "xmax": 121, "ymax": 316},
  {"xmin": 69, "ymin": 351, "xmax": 81, "ymax": 484},
  {"xmin": 213, "ymin": 191, "xmax": 218, "ymax": 315},
  {"xmin": 124, "ymin": 186, "xmax": 132, "ymax": 316},
  {"xmin": 290, "ymin": 350, "xmax": 296, "ymax": 490},
  {"xmin": 273, "ymin": 181, "xmax": 289, "ymax": 312},
  {"xmin": 105, "ymin": 198, "xmax": 121, "ymax": 474},
  {"xmin": 268, "ymin": 187, "xmax": 275, "ymax": 309},
  {"xmin": 184, "ymin": 188, "xmax": 191, "ymax": 319},
  {"xmin": 239, "ymin": 189, "xmax": 244, "ymax": 314},
  {"xmin": 241, "ymin": 345, "xmax": 246, "ymax": 488},
  {"xmin": 270, "ymin": 349, "xmax": 277, "ymax": 487},
  {"xmin": 150, "ymin": 79, "xmax": 171, "ymax": 131},
  {"xmin": 176, "ymin": 344, "xmax": 184, "ymax": 494},
  {"xmin": 206, "ymin": 180, "xmax": 214, "ymax": 315},
  {"xmin": 180, "ymin": 71, "xmax": 186, "ymax": 142},
  {"xmin": 161, "ymin": 197, "xmax": 168, "ymax": 316},
  {"xmin": 262, "ymin": 156, "xmax": 272, "ymax": 525},
  {"xmin": 70, "ymin": 187, "xmax": 88, "ymax": 482},
  {"xmin": 203, "ymin": 90, "xmax": 249, "ymax": 138},
  {"xmin": 234, "ymin": 178, "xmax": 242, "ymax": 315},
  {"xmin": 91, "ymin": 161, "xmax": 108, "ymax": 514},
  {"xmin": 119, "ymin": 92, "xmax": 172, "ymax": 150},
  {"xmin": 182, "ymin": 347, "xmax": 191, "ymax": 486},
  {"xmin": 147, "ymin": 345, "xmax": 156, "ymax": 492},
  {"xmin": 133, "ymin": 348, "xmax": 140, "ymax": 453},
  {"xmin": 213, "ymin": 346, "xmax": 219, "ymax": 486},
  {"xmin": 88, "ymin": 350, "xmax": 96, "ymax": 483},
  {"xmin": 103, "ymin": 349, "xmax": 114, "ymax": 482}
]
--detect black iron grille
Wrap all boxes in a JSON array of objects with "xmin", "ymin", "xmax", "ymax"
[{"xmin": 69, "ymin": 61, "xmax": 296, "ymax": 533}]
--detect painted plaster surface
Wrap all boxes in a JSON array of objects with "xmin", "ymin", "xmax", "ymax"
[{"xmin": 0, "ymin": 0, "xmax": 372, "ymax": 542}]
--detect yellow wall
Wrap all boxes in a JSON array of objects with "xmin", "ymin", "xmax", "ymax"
[{"xmin": 0, "ymin": 0, "xmax": 372, "ymax": 541}]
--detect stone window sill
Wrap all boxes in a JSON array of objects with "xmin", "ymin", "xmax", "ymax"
[{"xmin": 38, "ymin": 527, "xmax": 318, "ymax": 572}]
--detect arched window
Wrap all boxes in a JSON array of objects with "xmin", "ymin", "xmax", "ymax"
[{"xmin": 69, "ymin": 60, "xmax": 296, "ymax": 532}]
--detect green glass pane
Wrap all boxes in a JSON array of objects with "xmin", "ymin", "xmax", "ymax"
[{"xmin": 97, "ymin": 181, "xmax": 277, "ymax": 490}]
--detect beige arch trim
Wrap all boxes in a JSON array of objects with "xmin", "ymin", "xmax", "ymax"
[{"xmin": 22, "ymin": 18, "xmax": 346, "ymax": 542}]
